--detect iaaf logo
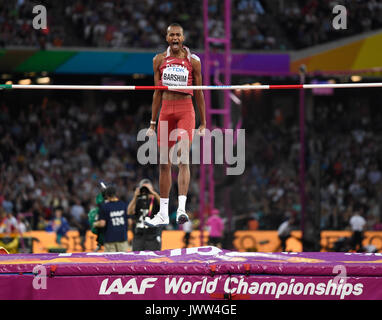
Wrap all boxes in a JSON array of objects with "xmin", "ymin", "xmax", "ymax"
[{"xmin": 99, "ymin": 277, "xmax": 157, "ymax": 295}]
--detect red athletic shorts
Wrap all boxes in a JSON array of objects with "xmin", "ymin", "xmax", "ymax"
[{"xmin": 157, "ymin": 98, "xmax": 195, "ymax": 148}]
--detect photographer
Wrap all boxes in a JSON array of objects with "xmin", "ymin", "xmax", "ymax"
[{"xmin": 128, "ymin": 179, "xmax": 161, "ymax": 251}]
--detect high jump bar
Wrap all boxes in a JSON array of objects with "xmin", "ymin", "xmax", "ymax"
[{"xmin": 1, "ymin": 83, "xmax": 382, "ymax": 90}]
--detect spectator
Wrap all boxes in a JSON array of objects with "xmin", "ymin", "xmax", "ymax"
[
  {"xmin": 70, "ymin": 198, "xmax": 85, "ymax": 224},
  {"xmin": 373, "ymin": 217, "xmax": 382, "ymax": 231},
  {"xmin": 206, "ymin": 209, "xmax": 224, "ymax": 248},
  {"xmin": 277, "ymin": 216, "xmax": 295, "ymax": 252},
  {"xmin": 46, "ymin": 207, "xmax": 70, "ymax": 245},
  {"xmin": 349, "ymin": 205, "xmax": 367, "ymax": 252},
  {"xmin": 16, "ymin": 214, "xmax": 30, "ymax": 234},
  {"xmin": 0, "ymin": 209, "xmax": 8, "ymax": 233}
]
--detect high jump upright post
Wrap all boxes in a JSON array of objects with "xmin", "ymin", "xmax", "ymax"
[
  {"xmin": 299, "ymin": 66, "xmax": 306, "ymax": 245},
  {"xmin": 201, "ymin": 0, "xmax": 232, "ymax": 246}
]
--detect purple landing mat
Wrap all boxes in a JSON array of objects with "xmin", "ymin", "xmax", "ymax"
[{"xmin": 1, "ymin": 246, "xmax": 382, "ymax": 300}]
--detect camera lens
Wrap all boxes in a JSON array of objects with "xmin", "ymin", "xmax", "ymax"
[{"xmin": 140, "ymin": 186, "xmax": 149, "ymax": 194}]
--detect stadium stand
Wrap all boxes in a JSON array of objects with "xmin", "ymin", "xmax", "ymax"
[
  {"xmin": 1, "ymin": 0, "xmax": 382, "ymax": 252},
  {"xmin": 2, "ymin": 0, "xmax": 381, "ymax": 50}
]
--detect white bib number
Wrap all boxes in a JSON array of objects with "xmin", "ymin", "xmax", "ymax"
[
  {"xmin": 111, "ymin": 217, "xmax": 125, "ymax": 226},
  {"xmin": 162, "ymin": 65, "xmax": 189, "ymax": 86},
  {"xmin": 110, "ymin": 210, "xmax": 125, "ymax": 226}
]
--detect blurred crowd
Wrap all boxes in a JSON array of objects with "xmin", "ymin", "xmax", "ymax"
[
  {"xmin": 279, "ymin": 0, "xmax": 382, "ymax": 49},
  {"xmin": 232, "ymin": 91, "xmax": 382, "ymax": 234},
  {"xmin": 0, "ymin": 94, "xmax": 136, "ymax": 234},
  {"xmin": 63, "ymin": 0, "xmax": 276, "ymax": 50},
  {"xmin": 2, "ymin": 0, "xmax": 382, "ymax": 50},
  {"xmin": 0, "ymin": 0, "xmax": 67, "ymax": 48}
]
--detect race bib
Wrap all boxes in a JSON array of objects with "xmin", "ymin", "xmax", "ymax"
[{"xmin": 162, "ymin": 65, "xmax": 189, "ymax": 86}]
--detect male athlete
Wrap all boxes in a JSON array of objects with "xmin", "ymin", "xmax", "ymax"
[{"xmin": 145, "ymin": 23, "xmax": 206, "ymax": 227}]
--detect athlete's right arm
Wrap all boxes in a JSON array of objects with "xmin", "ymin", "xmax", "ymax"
[{"xmin": 147, "ymin": 54, "xmax": 164, "ymax": 136}]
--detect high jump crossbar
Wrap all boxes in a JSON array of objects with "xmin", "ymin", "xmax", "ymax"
[{"xmin": 2, "ymin": 83, "xmax": 382, "ymax": 90}]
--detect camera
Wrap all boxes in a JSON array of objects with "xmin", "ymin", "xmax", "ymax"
[{"xmin": 139, "ymin": 186, "xmax": 150, "ymax": 194}]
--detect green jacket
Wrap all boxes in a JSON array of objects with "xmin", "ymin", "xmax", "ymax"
[{"xmin": 88, "ymin": 193, "xmax": 105, "ymax": 245}]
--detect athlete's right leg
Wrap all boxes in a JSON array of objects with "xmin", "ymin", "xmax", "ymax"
[
  {"xmin": 158, "ymin": 148, "xmax": 173, "ymax": 221},
  {"xmin": 145, "ymin": 146, "xmax": 173, "ymax": 227}
]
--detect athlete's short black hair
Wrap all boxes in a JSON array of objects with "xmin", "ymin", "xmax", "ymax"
[{"xmin": 167, "ymin": 23, "xmax": 183, "ymax": 33}]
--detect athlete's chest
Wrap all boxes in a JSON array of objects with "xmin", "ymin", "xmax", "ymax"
[
  {"xmin": 161, "ymin": 56, "xmax": 192, "ymax": 69},
  {"xmin": 160, "ymin": 58, "xmax": 192, "ymax": 86}
]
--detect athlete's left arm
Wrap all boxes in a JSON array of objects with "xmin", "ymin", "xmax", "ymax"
[{"xmin": 192, "ymin": 58, "xmax": 206, "ymax": 135}]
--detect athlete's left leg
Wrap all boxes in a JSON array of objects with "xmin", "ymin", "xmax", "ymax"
[
  {"xmin": 176, "ymin": 142, "xmax": 191, "ymax": 224},
  {"xmin": 175, "ymin": 108, "xmax": 195, "ymax": 224}
]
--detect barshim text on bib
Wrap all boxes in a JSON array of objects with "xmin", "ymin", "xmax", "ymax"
[{"xmin": 162, "ymin": 65, "xmax": 189, "ymax": 86}]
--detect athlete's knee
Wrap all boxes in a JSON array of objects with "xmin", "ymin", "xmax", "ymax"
[
  {"xmin": 160, "ymin": 162, "xmax": 171, "ymax": 172},
  {"xmin": 173, "ymin": 140, "xmax": 190, "ymax": 165},
  {"xmin": 177, "ymin": 162, "xmax": 190, "ymax": 171}
]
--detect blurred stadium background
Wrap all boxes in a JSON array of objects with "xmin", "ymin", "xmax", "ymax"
[{"xmin": 1, "ymin": 0, "xmax": 382, "ymax": 253}]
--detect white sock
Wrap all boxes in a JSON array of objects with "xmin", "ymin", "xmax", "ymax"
[
  {"xmin": 178, "ymin": 195, "xmax": 187, "ymax": 212},
  {"xmin": 159, "ymin": 198, "xmax": 169, "ymax": 218}
]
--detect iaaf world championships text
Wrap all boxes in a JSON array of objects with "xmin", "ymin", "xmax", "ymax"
[{"xmin": 98, "ymin": 276, "xmax": 363, "ymax": 300}]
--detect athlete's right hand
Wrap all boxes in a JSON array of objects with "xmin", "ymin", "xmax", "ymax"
[{"xmin": 146, "ymin": 124, "xmax": 156, "ymax": 137}]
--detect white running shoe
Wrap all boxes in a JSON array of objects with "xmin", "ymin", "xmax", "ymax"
[
  {"xmin": 145, "ymin": 214, "xmax": 169, "ymax": 227},
  {"xmin": 176, "ymin": 209, "xmax": 189, "ymax": 225}
]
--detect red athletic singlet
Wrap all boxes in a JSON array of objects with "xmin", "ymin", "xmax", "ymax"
[
  {"xmin": 157, "ymin": 46, "xmax": 199, "ymax": 148},
  {"xmin": 159, "ymin": 46, "xmax": 199, "ymax": 96}
]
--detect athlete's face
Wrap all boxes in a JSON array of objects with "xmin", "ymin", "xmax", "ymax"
[{"xmin": 166, "ymin": 26, "xmax": 184, "ymax": 52}]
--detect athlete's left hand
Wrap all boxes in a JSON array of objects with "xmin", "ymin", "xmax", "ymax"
[{"xmin": 197, "ymin": 124, "xmax": 206, "ymax": 136}]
